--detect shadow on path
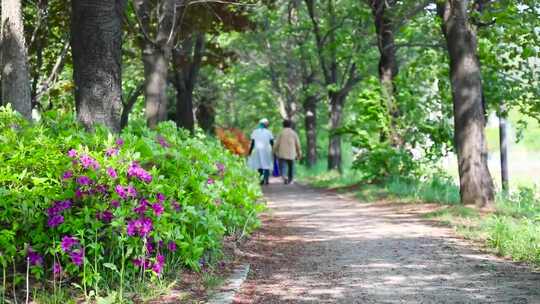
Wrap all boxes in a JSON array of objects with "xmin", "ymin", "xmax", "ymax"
[{"xmin": 234, "ymin": 181, "xmax": 540, "ymax": 304}]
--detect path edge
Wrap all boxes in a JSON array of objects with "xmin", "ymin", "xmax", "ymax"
[{"xmin": 207, "ymin": 263, "xmax": 250, "ymax": 304}]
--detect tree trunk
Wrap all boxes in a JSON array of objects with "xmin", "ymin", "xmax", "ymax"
[
  {"xmin": 196, "ymin": 101, "xmax": 215, "ymax": 134},
  {"xmin": 499, "ymin": 102, "xmax": 509, "ymax": 193},
  {"xmin": 133, "ymin": 0, "xmax": 177, "ymax": 129},
  {"xmin": 304, "ymin": 94, "xmax": 318, "ymax": 167},
  {"xmin": 371, "ymin": 0, "xmax": 401, "ymax": 146},
  {"xmin": 71, "ymin": 0, "xmax": 125, "ymax": 132},
  {"xmin": 173, "ymin": 33, "xmax": 204, "ymax": 133},
  {"xmin": 143, "ymin": 45, "xmax": 170, "ymax": 128},
  {"xmin": 438, "ymin": 0, "xmax": 495, "ymax": 207},
  {"xmin": 328, "ymin": 94, "xmax": 344, "ymax": 171},
  {"xmin": 1, "ymin": 0, "xmax": 32, "ymax": 119},
  {"xmin": 175, "ymin": 76, "xmax": 195, "ymax": 132},
  {"xmin": 120, "ymin": 83, "xmax": 144, "ymax": 129}
]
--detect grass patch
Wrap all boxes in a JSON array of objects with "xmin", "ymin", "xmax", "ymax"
[{"xmin": 297, "ymin": 162, "xmax": 361, "ymax": 189}]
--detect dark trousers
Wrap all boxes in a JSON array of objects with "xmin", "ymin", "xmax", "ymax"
[
  {"xmin": 279, "ymin": 158, "xmax": 294, "ymax": 182},
  {"xmin": 257, "ymin": 169, "xmax": 270, "ymax": 184}
]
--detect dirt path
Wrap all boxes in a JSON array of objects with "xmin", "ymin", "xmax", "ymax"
[{"xmin": 234, "ymin": 181, "xmax": 540, "ymax": 304}]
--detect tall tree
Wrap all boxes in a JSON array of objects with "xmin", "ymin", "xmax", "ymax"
[
  {"xmin": 172, "ymin": 32, "xmax": 205, "ymax": 133},
  {"xmin": 304, "ymin": 0, "xmax": 364, "ymax": 171},
  {"xmin": 71, "ymin": 0, "xmax": 126, "ymax": 132},
  {"xmin": 132, "ymin": 0, "xmax": 178, "ymax": 128},
  {"xmin": 369, "ymin": 0, "xmax": 399, "ymax": 145},
  {"xmin": 438, "ymin": 0, "xmax": 494, "ymax": 207},
  {"xmin": 1, "ymin": 0, "xmax": 32, "ymax": 119}
]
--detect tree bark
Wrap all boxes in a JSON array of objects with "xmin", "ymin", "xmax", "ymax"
[
  {"xmin": 303, "ymin": 94, "xmax": 318, "ymax": 167},
  {"xmin": 71, "ymin": 0, "xmax": 125, "ymax": 132},
  {"xmin": 120, "ymin": 83, "xmax": 144, "ymax": 129},
  {"xmin": 371, "ymin": 0, "xmax": 401, "ymax": 146},
  {"xmin": 196, "ymin": 101, "xmax": 215, "ymax": 134},
  {"xmin": 1, "ymin": 0, "xmax": 32, "ymax": 119},
  {"xmin": 328, "ymin": 93, "xmax": 345, "ymax": 171},
  {"xmin": 142, "ymin": 44, "xmax": 170, "ymax": 128},
  {"xmin": 173, "ymin": 33, "xmax": 204, "ymax": 133},
  {"xmin": 438, "ymin": 0, "xmax": 495, "ymax": 207},
  {"xmin": 499, "ymin": 102, "xmax": 509, "ymax": 193},
  {"xmin": 133, "ymin": 0, "xmax": 177, "ymax": 129}
]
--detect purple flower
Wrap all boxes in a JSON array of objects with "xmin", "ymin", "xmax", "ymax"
[
  {"xmin": 47, "ymin": 200, "xmax": 72, "ymax": 216},
  {"xmin": 62, "ymin": 171, "xmax": 73, "ymax": 180},
  {"xmin": 110, "ymin": 200, "xmax": 120, "ymax": 208},
  {"xmin": 79, "ymin": 154, "xmax": 100, "ymax": 170},
  {"xmin": 27, "ymin": 247, "xmax": 43, "ymax": 266},
  {"xmin": 70, "ymin": 249, "xmax": 84, "ymax": 266},
  {"xmin": 115, "ymin": 138, "xmax": 124, "ymax": 147},
  {"xmin": 152, "ymin": 254, "xmax": 165, "ymax": 274},
  {"xmin": 132, "ymin": 258, "xmax": 142, "ymax": 267},
  {"xmin": 67, "ymin": 149, "xmax": 78, "ymax": 158},
  {"xmin": 53, "ymin": 262, "xmax": 62, "ymax": 276},
  {"xmin": 61, "ymin": 235, "xmax": 79, "ymax": 252},
  {"xmin": 151, "ymin": 203, "xmax": 164, "ymax": 217},
  {"xmin": 133, "ymin": 258, "xmax": 151, "ymax": 269},
  {"xmin": 127, "ymin": 185, "xmax": 138, "ymax": 198},
  {"xmin": 156, "ymin": 193, "xmax": 165, "ymax": 203},
  {"xmin": 76, "ymin": 176, "xmax": 92, "ymax": 186},
  {"xmin": 47, "ymin": 214, "xmax": 64, "ymax": 228},
  {"xmin": 168, "ymin": 241, "xmax": 177, "ymax": 252},
  {"xmin": 106, "ymin": 167, "xmax": 118, "ymax": 179},
  {"xmin": 140, "ymin": 218, "xmax": 153, "ymax": 236},
  {"xmin": 95, "ymin": 184, "xmax": 108, "ymax": 194},
  {"xmin": 207, "ymin": 178, "xmax": 214, "ymax": 185},
  {"xmin": 172, "ymin": 201, "xmax": 181, "ymax": 212},
  {"xmin": 127, "ymin": 162, "xmax": 153, "ymax": 183},
  {"xmin": 146, "ymin": 241, "xmax": 154, "ymax": 253},
  {"xmin": 134, "ymin": 199, "xmax": 148, "ymax": 215},
  {"xmin": 105, "ymin": 147, "xmax": 119, "ymax": 157},
  {"xmin": 126, "ymin": 217, "xmax": 153, "ymax": 237},
  {"xmin": 115, "ymin": 185, "xmax": 127, "ymax": 199},
  {"xmin": 127, "ymin": 220, "xmax": 137, "ymax": 236},
  {"xmin": 97, "ymin": 211, "xmax": 114, "ymax": 223},
  {"xmin": 156, "ymin": 135, "xmax": 170, "ymax": 148},
  {"xmin": 216, "ymin": 163, "xmax": 225, "ymax": 173},
  {"xmin": 75, "ymin": 188, "xmax": 84, "ymax": 198}
]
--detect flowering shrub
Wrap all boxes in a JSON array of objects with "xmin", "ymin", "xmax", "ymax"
[
  {"xmin": 0, "ymin": 107, "xmax": 262, "ymax": 300},
  {"xmin": 215, "ymin": 127, "xmax": 251, "ymax": 156}
]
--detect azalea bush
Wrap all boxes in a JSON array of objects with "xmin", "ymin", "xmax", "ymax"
[
  {"xmin": 215, "ymin": 127, "xmax": 251, "ymax": 156},
  {"xmin": 0, "ymin": 106, "xmax": 262, "ymax": 301}
]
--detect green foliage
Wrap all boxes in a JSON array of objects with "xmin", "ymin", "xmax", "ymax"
[
  {"xmin": 385, "ymin": 175, "xmax": 461, "ymax": 205},
  {"xmin": 353, "ymin": 144, "xmax": 419, "ymax": 183},
  {"xmin": 485, "ymin": 216, "xmax": 540, "ymax": 265},
  {"xmin": 0, "ymin": 106, "xmax": 262, "ymax": 301}
]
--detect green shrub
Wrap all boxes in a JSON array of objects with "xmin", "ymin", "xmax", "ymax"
[
  {"xmin": 0, "ymin": 106, "xmax": 263, "ymax": 300},
  {"xmin": 353, "ymin": 143, "xmax": 420, "ymax": 183}
]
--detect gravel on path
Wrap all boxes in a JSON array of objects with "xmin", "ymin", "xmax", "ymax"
[{"xmin": 233, "ymin": 181, "xmax": 540, "ymax": 304}]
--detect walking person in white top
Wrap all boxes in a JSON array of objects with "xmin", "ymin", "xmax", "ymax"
[
  {"xmin": 248, "ymin": 118, "xmax": 274, "ymax": 185},
  {"xmin": 274, "ymin": 119, "xmax": 302, "ymax": 184}
]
